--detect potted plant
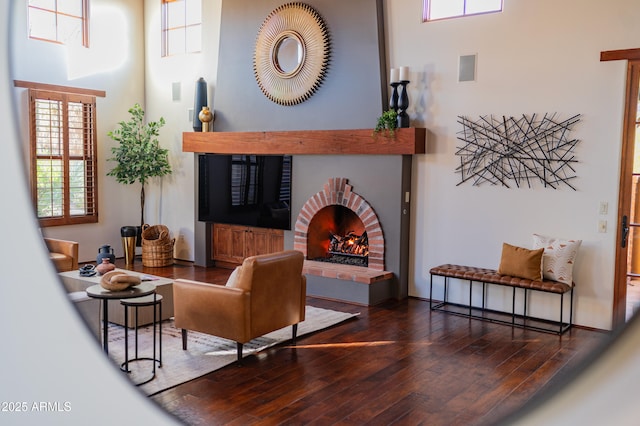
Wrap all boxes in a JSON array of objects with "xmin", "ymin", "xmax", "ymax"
[
  {"xmin": 107, "ymin": 103, "xmax": 172, "ymax": 245},
  {"xmin": 374, "ymin": 110, "xmax": 398, "ymax": 136}
]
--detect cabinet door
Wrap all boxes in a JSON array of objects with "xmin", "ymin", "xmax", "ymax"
[
  {"xmin": 212, "ymin": 223, "xmax": 246, "ymax": 264},
  {"xmin": 213, "ymin": 224, "xmax": 285, "ymax": 265},
  {"xmin": 246, "ymin": 228, "xmax": 284, "ymax": 258},
  {"xmin": 268, "ymin": 229, "xmax": 284, "ymax": 254},
  {"xmin": 245, "ymin": 228, "xmax": 271, "ymax": 258}
]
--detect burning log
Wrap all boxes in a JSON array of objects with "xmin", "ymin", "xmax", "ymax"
[
  {"xmin": 308, "ymin": 230, "xmax": 369, "ymax": 267},
  {"xmin": 329, "ymin": 231, "xmax": 369, "ymax": 256}
]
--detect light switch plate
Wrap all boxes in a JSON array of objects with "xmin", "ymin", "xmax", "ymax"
[
  {"xmin": 599, "ymin": 201, "xmax": 608, "ymax": 215},
  {"xmin": 598, "ymin": 220, "xmax": 607, "ymax": 233}
]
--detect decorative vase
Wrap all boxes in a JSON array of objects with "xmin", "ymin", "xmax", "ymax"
[
  {"xmin": 193, "ymin": 77, "xmax": 208, "ymax": 131},
  {"xmin": 97, "ymin": 244, "xmax": 116, "ymax": 264},
  {"xmin": 120, "ymin": 226, "xmax": 137, "ymax": 265},
  {"xmin": 198, "ymin": 106, "xmax": 214, "ymax": 132},
  {"xmin": 96, "ymin": 258, "xmax": 116, "ymax": 275}
]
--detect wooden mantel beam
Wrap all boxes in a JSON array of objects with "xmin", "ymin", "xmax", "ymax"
[{"xmin": 182, "ymin": 128, "xmax": 426, "ymax": 155}]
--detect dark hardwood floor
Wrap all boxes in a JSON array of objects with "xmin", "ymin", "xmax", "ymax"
[{"xmin": 115, "ymin": 259, "xmax": 609, "ymax": 425}]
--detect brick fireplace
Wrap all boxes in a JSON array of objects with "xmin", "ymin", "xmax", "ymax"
[
  {"xmin": 295, "ymin": 177, "xmax": 384, "ymax": 268},
  {"xmin": 295, "ymin": 177, "xmax": 390, "ymax": 282}
]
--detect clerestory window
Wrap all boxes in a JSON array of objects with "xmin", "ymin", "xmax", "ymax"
[
  {"xmin": 161, "ymin": 0, "xmax": 202, "ymax": 57},
  {"xmin": 423, "ymin": 0, "xmax": 503, "ymax": 22},
  {"xmin": 28, "ymin": 0, "xmax": 89, "ymax": 47}
]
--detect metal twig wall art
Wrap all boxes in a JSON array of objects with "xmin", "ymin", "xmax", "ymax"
[{"xmin": 455, "ymin": 113, "xmax": 582, "ymax": 190}]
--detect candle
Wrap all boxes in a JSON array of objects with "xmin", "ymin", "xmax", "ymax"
[
  {"xmin": 399, "ymin": 66, "xmax": 409, "ymax": 82},
  {"xmin": 390, "ymin": 68, "xmax": 399, "ymax": 84}
]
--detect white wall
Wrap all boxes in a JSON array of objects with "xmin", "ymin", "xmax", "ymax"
[
  {"xmin": 142, "ymin": 0, "xmax": 222, "ymax": 261},
  {"xmin": 11, "ymin": 0, "xmax": 147, "ymax": 263},
  {"xmin": 386, "ymin": 0, "xmax": 638, "ymax": 330}
]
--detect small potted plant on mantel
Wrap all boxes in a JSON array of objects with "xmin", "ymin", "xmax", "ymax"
[
  {"xmin": 107, "ymin": 103, "xmax": 172, "ymax": 248},
  {"xmin": 374, "ymin": 110, "xmax": 398, "ymax": 137}
]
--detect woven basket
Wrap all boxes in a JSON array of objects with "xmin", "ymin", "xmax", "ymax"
[
  {"xmin": 141, "ymin": 224, "xmax": 171, "ymax": 246},
  {"xmin": 142, "ymin": 224, "xmax": 174, "ymax": 267}
]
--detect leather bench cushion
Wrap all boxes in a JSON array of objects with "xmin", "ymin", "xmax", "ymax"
[{"xmin": 430, "ymin": 264, "xmax": 573, "ymax": 294}]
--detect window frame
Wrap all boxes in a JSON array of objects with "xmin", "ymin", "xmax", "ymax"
[
  {"xmin": 423, "ymin": 0, "xmax": 503, "ymax": 22},
  {"xmin": 161, "ymin": 0, "xmax": 202, "ymax": 57},
  {"xmin": 27, "ymin": 0, "xmax": 90, "ymax": 47},
  {"xmin": 28, "ymin": 87, "xmax": 99, "ymax": 227}
]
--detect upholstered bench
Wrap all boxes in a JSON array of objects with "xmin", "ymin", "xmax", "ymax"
[{"xmin": 429, "ymin": 264, "xmax": 574, "ymax": 334}]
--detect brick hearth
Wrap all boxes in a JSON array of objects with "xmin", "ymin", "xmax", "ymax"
[{"xmin": 303, "ymin": 260, "xmax": 394, "ymax": 284}]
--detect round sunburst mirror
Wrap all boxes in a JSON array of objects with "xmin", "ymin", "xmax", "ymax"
[{"xmin": 253, "ymin": 2, "xmax": 331, "ymax": 106}]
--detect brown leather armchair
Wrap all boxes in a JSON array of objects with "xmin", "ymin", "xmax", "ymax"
[
  {"xmin": 44, "ymin": 237, "xmax": 79, "ymax": 272},
  {"xmin": 173, "ymin": 250, "xmax": 306, "ymax": 361}
]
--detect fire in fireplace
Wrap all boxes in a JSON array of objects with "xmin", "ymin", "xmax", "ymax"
[
  {"xmin": 306, "ymin": 204, "xmax": 369, "ymax": 267},
  {"xmin": 294, "ymin": 178, "xmax": 385, "ymax": 271},
  {"xmin": 328, "ymin": 230, "xmax": 369, "ymax": 266}
]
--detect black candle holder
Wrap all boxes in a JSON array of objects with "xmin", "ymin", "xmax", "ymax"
[
  {"xmin": 397, "ymin": 80, "xmax": 410, "ymax": 128},
  {"xmin": 389, "ymin": 82, "xmax": 400, "ymax": 112}
]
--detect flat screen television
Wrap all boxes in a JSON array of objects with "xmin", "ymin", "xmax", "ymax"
[{"xmin": 198, "ymin": 154, "xmax": 292, "ymax": 230}]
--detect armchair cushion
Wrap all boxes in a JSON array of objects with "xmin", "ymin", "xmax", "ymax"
[{"xmin": 225, "ymin": 266, "xmax": 242, "ymax": 287}]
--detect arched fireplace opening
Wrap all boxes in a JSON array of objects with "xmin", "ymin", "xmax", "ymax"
[
  {"xmin": 294, "ymin": 177, "xmax": 384, "ymax": 271},
  {"xmin": 307, "ymin": 205, "xmax": 368, "ymax": 267}
]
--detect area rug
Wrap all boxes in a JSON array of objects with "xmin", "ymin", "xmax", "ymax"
[{"xmin": 106, "ymin": 305, "xmax": 358, "ymax": 395}]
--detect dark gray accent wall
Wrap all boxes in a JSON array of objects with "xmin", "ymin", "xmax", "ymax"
[
  {"xmin": 195, "ymin": 0, "xmax": 413, "ymax": 303},
  {"xmin": 213, "ymin": 0, "xmax": 387, "ymax": 131}
]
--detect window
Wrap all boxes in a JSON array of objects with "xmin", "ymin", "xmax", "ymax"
[
  {"xmin": 162, "ymin": 0, "xmax": 202, "ymax": 57},
  {"xmin": 29, "ymin": 88, "xmax": 98, "ymax": 226},
  {"xmin": 423, "ymin": 0, "xmax": 502, "ymax": 22},
  {"xmin": 28, "ymin": 0, "xmax": 89, "ymax": 47}
]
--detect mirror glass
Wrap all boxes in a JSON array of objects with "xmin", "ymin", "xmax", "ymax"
[{"xmin": 275, "ymin": 36, "xmax": 303, "ymax": 74}]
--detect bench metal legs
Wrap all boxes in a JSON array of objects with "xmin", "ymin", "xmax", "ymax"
[
  {"xmin": 429, "ymin": 273, "xmax": 572, "ymax": 335},
  {"xmin": 512, "ymin": 287, "xmax": 516, "ymax": 325}
]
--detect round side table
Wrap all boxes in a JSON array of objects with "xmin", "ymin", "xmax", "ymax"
[
  {"xmin": 85, "ymin": 282, "xmax": 156, "ymax": 355},
  {"xmin": 120, "ymin": 294, "xmax": 163, "ymax": 386}
]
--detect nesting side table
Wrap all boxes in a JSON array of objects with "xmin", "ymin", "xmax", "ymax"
[
  {"xmin": 85, "ymin": 282, "xmax": 156, "ymax": 354},
  {"xmin": 120, "ymin": 294, "xmax": 163, "ymax": 386}
]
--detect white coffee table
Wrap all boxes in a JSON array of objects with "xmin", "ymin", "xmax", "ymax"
[{"xmin": 59, "ymin": 269, "xmax": 174, "ymax": 327}]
